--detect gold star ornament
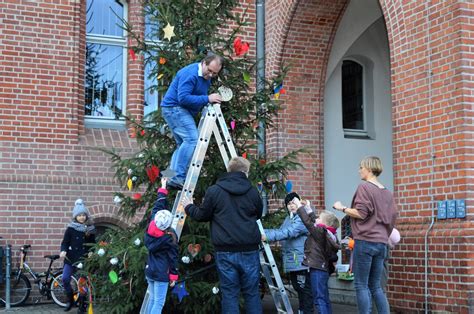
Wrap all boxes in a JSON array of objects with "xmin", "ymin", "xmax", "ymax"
[{"xmin": 163, "ymin": 23, "xmax": 175, "ymax": 41}]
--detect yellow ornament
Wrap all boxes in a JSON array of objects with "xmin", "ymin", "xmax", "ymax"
[
  {"xmin": 88, "ymin": 302, "xmax": 94, "ymax": 314},
  {"xmin": 163, "ymin": 23, "xmax": 175, "ymax": 41},
  {"xmin": 127, "ymin": 178, "xmax": 133, "ymax": 191},
  {"xmin": 157, "ymin": 73, "xmax": 164, "ymax": 80}
]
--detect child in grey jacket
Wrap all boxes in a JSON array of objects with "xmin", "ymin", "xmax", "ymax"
[{"xmin": 263, "ymin": 192, "xmax": 313, "ymax": 314}]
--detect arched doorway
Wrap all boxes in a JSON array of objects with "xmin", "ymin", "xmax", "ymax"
[{"xmin": 324, "ymin": 0, "xmax": 393, "ymax": 212}]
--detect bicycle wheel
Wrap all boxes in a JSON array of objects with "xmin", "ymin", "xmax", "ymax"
[
  {"xmin": 50, "ymin": 272, "xmax": 78, "ymax": 308},
  {"xmin": 0, "ymin": 273, "xmax": 31, "ymax": 306}
]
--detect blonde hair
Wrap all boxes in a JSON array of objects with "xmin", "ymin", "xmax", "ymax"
[
  {"xmin": 227, "ymin": 157, "xmax": 250, "ymax": 174},
  {"xmin": 320, "ymin": 211, "xmax": 340, "ymax": 229},
  {"xmin": 360, "ymin": 156, "xmax": 383, "ymax": 177}
]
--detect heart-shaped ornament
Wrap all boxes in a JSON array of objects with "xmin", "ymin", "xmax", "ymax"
[{"xmin": 187, "ymin": 244, "xmax": 201, "ymax": 257}]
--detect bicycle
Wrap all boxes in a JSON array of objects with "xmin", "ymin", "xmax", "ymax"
[{"xmin": 0, "ymin": 244, "xmax": 78, "ymax": 307}]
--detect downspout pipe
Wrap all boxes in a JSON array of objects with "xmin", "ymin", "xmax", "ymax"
[
  {"xmin": 424, "ymin": 1, "xmax": 435, "ymax": 313},
  {"xmin": 256, "ymin": 0, "xmax": 268, "ymax": 215}
]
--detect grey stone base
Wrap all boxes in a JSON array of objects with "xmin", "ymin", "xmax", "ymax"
[{"xmin": 328, "ymin": 276, "xmax": 357, "ymax": 306}]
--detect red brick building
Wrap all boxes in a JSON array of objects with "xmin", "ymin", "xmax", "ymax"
[{"xmin": 0, "ymin": 0, "xmax": 472, "ymax": 312}]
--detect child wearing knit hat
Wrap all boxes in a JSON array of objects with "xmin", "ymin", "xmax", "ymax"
[
  {"xmin": 144, "ymin": 178, "xmax": 179, "ymax": 314},
  {"xmin": 60, "ymin": 199, "xmax": 96, "ymax": 312},
  {"xmin": 263, "ymin": 192, "xmax": 314, "ymax": 314}
]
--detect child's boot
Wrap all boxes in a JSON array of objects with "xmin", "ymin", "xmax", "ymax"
[{"xmin": 64, "ymin": 292, "xmax": 74, "ymax": 312}]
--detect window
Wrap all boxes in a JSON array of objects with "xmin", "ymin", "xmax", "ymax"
[
  {"xmin": 85, "ymin": 0, "xmax": 127, "ymax": 124},
  {"xmin": 143, "ymin": 10, "xmax": 161, "ymax": 118},
  {"xmin": 342, "ymin": 60, "xmax": 363, "ymax": 130},
  {"xmin": 341, "ymin": 59, "xmax": 373, "ymax": 138}
]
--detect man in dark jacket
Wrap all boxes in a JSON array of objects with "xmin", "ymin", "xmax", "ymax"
[{"xmin": 183, "ymin": 156, "xmax": 263, "ymax": 314}]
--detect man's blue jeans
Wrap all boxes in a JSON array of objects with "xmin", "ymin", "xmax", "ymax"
[
  {"xmin": 215, "ymin": 250, "xmax": 262, "ymax": 314},
  {"xmin": 353, "ymin": 239, "xmax": 390, "ymax": 314},
  {"xmin": 310, "ymin": 268, "xmax": 331, "ymax": 314},
  {"xmin": 161, "ymin": 106, "xmax": 198, "ymax": 182}
]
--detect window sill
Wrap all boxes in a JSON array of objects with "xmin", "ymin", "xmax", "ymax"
[
  {"xmin": 85, "ymin": 118, "xmax": 127, "ymax": 130},
  {"xmin": 343, "ymin": 129, "xmax": 373, "ymax": 140}
]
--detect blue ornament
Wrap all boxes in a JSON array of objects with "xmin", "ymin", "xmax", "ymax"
[
  {"xmin": 274, "ymin": 83, "xmax": 283, "ymax": 94},
  {"xmin": 285, "ymin": 180, "xmax": 293, "ymax": 193},
  {"xmin": 172, "ymin": 282, "xmax": 189, "ymax": 303}
]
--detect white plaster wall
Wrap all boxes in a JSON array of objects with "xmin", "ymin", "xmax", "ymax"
[{"xmin": 324, "ymin": 0, "xmax": 393, "ymax": 214}]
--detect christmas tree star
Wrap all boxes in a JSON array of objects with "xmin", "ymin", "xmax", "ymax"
[{"xmin": 163, "ymin": 23, "xmax": 175, "ymax": 41}]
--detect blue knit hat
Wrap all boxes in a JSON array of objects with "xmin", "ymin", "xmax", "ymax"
[{"xmin": 72, "ymin": 199, "xmax": 89, "ymax": 219}]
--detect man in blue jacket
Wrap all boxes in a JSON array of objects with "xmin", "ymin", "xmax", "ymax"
[
  {"xmin": 182, "ymin": 157, "xmax": 263, "ymax": 314},
  {"xmin": 161, "ymin": 54, "xmax": 224, "ymax": 189},
  {"xmin": 263, "ymin": 192, "xmax": 314, "ymax": 314}
]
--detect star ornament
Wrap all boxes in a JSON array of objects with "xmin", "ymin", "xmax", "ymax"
[{"xmin": 163, "ymin": 23, "xmax": 175, "ymax": 41}]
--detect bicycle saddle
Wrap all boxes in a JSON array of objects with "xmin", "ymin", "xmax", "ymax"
[{"xmin": 44, "ymin": 255, "xmax": 60, "ymax": 260}]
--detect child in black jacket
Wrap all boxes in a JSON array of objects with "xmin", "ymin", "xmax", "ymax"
[
  {"xmin": 144, "ymin": 178, "xmax": 178, "ymax": 314},
  {"xmin": 60, "ymin": 199, "xmax": 95, "ymax": 312}
]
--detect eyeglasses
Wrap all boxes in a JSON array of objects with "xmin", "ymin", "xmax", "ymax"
[{"xmin": 207, "ymin": 68, "xmax": 219, "ymax": 77}]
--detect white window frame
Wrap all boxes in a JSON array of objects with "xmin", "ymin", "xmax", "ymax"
[{"xmin": 84, "ymin": 0, "xmax": 128, "ymax": 129}]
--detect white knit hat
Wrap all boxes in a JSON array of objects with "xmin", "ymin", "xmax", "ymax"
[{"xmin": 154, "ymin": 210, "xmax": 173, "ymax": 231}]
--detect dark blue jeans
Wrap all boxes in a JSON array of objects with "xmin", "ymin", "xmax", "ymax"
[
  {"xmin": 310, "ymin": 268, "xmax": 331, "ymax": 314},
  {"xmin": 62, "ymin": 263, "xmax": 75, "ymax": 295},
  {"xmin": 289, "ymin": 270, "xmax": 314, "ymax": 314},
  {"xmin": 161, "ymin": 106, "xmax": 198, "ymax": 182},
  {"xmin": 215, "ymin": 250, "xmax": 262, "ymax": 314},
  {"xmin": 353, "ymin": 240, "xmax": 389, "ymax": 314}
]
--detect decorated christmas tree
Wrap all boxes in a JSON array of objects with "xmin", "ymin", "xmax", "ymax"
[{"xmin": 84, "ymin": 1, "xmax": 303, "ymax": 313}]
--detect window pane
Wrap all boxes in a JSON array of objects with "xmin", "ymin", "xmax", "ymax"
[
  {"xmin": 86, "ymin": 0, "xmax": 124, "ymax": 36},
  {"xmin": 342, "ymin": 60, "xmax": 364, "ymax": 130},
  {"xmin": 144, "ymin": 55, "xmax": 159, "ymax": 117},
  {"xmin": 85, "ymin": 43, "xmax": 124, "ymax": 119},
  {"xmin": 144, "ymin": 9, "xmax": 160, "ymax": 41}
]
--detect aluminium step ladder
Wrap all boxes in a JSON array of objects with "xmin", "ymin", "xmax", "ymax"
[{"xmin": 140, "ymin": 104, "xmax": 293, "ymax": 314}]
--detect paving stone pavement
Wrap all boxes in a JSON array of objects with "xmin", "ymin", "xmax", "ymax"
[{"xmin": 1, "ymin": 297, "xmax": 359, "ymax": 313}]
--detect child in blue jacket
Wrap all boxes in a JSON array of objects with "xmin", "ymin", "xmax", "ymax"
[
  {"xmin": 144, "ymin": 178, "xmax": 179, "ymax": 314},
  {"xmin": 263, "ymin": 192, "xmax": 313, "ymax": 314}
]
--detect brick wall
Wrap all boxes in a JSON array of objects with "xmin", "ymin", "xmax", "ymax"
[
  {"xmin": 265, "ymin": 0, "xmax": 348, "ymax": 209},
  {"xmin": 379, "ymin": 0, "xmax": 474, "ymax": 312},
  {"xmin": 0, "ymin": 0, "xmax": 140, "ymax": 270}
]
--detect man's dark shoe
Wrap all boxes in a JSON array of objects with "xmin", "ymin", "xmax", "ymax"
[{"xmin": 167, "ymin": 178, "xmax": 184, "ymax": 190}]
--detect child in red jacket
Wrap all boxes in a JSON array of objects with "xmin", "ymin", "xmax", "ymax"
[{"xmin": 144, "ymin": 178, "xmax": 178, "ymax": 314}]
